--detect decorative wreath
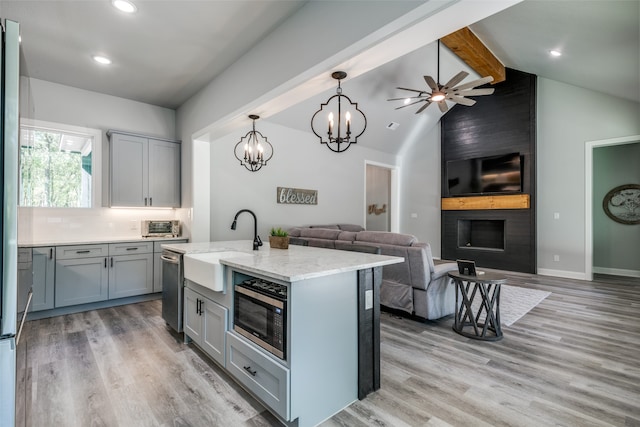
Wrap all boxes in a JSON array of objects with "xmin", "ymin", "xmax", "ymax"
[{"xmin": 602, "ymin": 184, "xmax": 640, "ymax": 225}]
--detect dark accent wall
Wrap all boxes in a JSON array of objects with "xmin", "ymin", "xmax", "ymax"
[{"xmin": 441, "ymin": 68, "xmax": 537, "ymax": 273}]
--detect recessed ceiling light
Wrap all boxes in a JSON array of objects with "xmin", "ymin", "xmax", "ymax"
[
  {"xmin": 93, "ymin": 55, "xmax": 112, "ymax": 65},
  {"xmin": 112, "ymin": 0, "xmax": 137, "ymax": 13},
  {"xmin": 549, "ymin": 50, "xmax": 562, "ymax": 57}
]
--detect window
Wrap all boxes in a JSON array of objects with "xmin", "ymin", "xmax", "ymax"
[{"xmin": 19, "ymin": 120, "xmax": 101, "ymax": 208}]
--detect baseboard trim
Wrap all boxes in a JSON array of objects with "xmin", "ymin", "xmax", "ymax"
[
  {"xmin": 593, "ymin": 267, "xmax": 640, "ymax": 278},
  {"xmin": 537, "ymin": 268, "xmax": 587, "ymax": 281}
]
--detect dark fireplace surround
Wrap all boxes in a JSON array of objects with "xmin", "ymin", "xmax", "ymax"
[{"xmin": 441, "ymin": 68, "xmax": 537, "ymax": 273}]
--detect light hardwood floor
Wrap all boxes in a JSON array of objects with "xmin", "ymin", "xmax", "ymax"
[{"xmin": 16, "ymin": 271, "xmax": 640, "ymax": 427}]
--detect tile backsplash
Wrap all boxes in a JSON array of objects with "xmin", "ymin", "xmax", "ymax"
[{"xmin": 18, "ymin": 207, "xmax": 190, "ymax": 245}]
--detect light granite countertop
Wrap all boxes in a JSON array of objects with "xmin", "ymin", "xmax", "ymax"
[
  {"xmin": 161, "ymin": 240, "xmax": 403, "ymax": 282},
  {"xmin": 18, "ymin": 235, "xmax": 188, "ymax": 248}
]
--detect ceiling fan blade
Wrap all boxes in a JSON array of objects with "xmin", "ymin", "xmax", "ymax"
[
  {"xmin": 396, "ymin": 87, "xmax": 427, "ymax": 94},
  {"xmin": 453, "ymin": 88, "xmax": 495, "ymax": 96},
  {"xmin": 452, "ymin": 75, "xmax": 494, "ymax": 91},
  {"xmin": 415, "ymin": 101, "xmax": 432, "ymax": 114},
  {"xmin": 396, "ymin": 99, "xmax": 428, "ymax": 109},
  {"xmin": 423, "ymin": 75, "xmax": 439, "ymax": 92},
  {"xmin": 387, "ymin": 96, "xmax": 427, "ymax": 101},
  {"xmin": 437, "ymin": 100, "xmax": 449, "ymax": 113},
  {"xmin": 447, "ymin": 95, "xmax": 476, "ymax": 106},
  {"xmin": 442, "ymin": 71, "xmax": 468, "ymax": 90}
]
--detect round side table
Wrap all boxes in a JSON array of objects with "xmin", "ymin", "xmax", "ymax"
[{"xmin": 448, "ymin": 271, "xmax": 507, "ymax": 341}]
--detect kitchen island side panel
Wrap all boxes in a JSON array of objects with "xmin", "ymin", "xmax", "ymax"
[{"xmin": 289, "ymin": 271, "xmax": 358, "ymax": 426}]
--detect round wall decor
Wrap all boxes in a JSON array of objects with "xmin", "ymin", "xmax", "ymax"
[{"xmin": 602, "ymin": 184, "xmax": 640, "ymax": 225}]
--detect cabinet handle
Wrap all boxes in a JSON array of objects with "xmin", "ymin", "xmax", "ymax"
[
  {"xmin": 110, "ymin": 257, "xmax": 114, "ymax": 267},
  {"xmin": 104, "ymin": 258, "xmax": 107, "ymax": 268},
  {"xmin": 197, "ymin": 299, "xmax": 203, "ymax": 315},
  {"xmin": 144, "ymin": 197, "xmax": 148, "ymax": 206},
  {"xmin": 76, "ymin": 250, "xmax": 90, "ymax": 254},
  {"xmin": 49, "ymin": 248, "xmax": 53, "ymax": 259},
  {"xmin": 126, "ymin": 247, "xmax": 138, "ymax": 251},
  {"xmin": 149, "ymin": 197, "xmax": 153, "ymax": 206},
  {"xmin": 243, "ymin": 366, "xmax": 257, "ymax": 377}
]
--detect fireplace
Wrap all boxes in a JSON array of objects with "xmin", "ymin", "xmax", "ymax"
[
  {"xmin": 442, "ymin": 209, "xmax": 535, "ymax": 273},
  {"xmin": 457, "ymin": 219, "xmax": 505, "ymax": 250}
]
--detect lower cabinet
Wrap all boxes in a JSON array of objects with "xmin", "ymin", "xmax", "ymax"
[
  {"xmin": 55, "ymin": 256, "xmax": 109, "ymax": 308},
  {"xmin": 31, "ymin": 247, "xmax": 55, "ymax": 311},
  {"xmin": 226, "ymin": 332, "xmax": 290, "ymax": 420},
  {"xmin": 184, "ymin": 287, "xmax": 227, "ymax": 367},
  {"xmin": 108, "ymin": 242, "xmax": 154, "ymax": 299},
  {"xmin": 17, "ymin": 248, "xmax": 33, "ymax": 312}
]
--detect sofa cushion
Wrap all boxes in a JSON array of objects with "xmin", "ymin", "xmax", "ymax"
[
  {"xmin": 304, "ymin": 238, "xmax": 336, "ymax": 249},
  {"xmin": 287, "ymin": 227, "xmax": 302, "ymax": 237},
  {"xmin": 337, "ymin": 224, "xmax": 365, "ymax": 232},
  {"xmin": 337, "ymin": 231, "xmax": 357, "ymax": 241},
  {"xmin": 355, "ymin": 231, "xmax": 417, "ymax": 247},
  {"xmin": 300, "ymin": 228, "xmax": 342, "ymax": 240}
]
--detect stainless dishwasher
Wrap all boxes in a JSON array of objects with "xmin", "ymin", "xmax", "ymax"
[{"xmin": 161, "ymin": 249, "xmax": 183, "ymax": 332}]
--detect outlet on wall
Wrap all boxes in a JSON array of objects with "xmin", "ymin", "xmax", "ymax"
[
  {"xmin": 553, "ymin": 254, "xmax": 560, "ymax": 262},
  {"xmin": 130, "ymin": 220, "xmax": 138, "ymax": 230}
]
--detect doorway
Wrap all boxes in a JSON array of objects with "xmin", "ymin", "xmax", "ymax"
[
  {"xmin": 365, "ymin": 162, "xmax": 398, "ymax": 232},
  {"xmin": 585, "ymin": 135, "xmax": 640, "ymax": 281}
]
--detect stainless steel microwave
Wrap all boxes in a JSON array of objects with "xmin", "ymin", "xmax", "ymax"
[{"xmin": 142, "ymin": 220, "xmax": 180, "ymax": 237}]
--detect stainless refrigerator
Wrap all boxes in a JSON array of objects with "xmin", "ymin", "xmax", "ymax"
[{"xmin": 0, "ymin": 19, "xmax": 21, "ymax": 427}]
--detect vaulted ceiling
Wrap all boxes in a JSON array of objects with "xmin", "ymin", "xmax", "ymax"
[{"xmin": 1, "ymin": 0, "xmax": 638, "ymax": 155}]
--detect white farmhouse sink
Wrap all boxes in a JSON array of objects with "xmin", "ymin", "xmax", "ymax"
[{"xmin": 183, "ymin": 251, "xmax": 253, "ymax": 292}]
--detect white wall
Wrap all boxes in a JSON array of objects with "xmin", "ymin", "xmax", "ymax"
[
  {"xmin": 537, "ymin": 78, "xmax": 640, "ymax": 278},
  {"xmin": 21, "ymin": 77, "xmax": 176, "ymax": 138},
  {"xmin": 399, "ymin": 121, "xmax": 443, "ymax": 255},
  {"xmin": 209, "ymin": 121, "xmax": 398, "ymax": 242},
  {"xmin": 18, "ymin": 77, "xmax": 187, "ymax": 244}
]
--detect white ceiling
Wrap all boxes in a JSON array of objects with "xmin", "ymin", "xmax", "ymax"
[
  {"xmin": 1, "ymin": 0, "xmax": 638, "ymax": 153},
  {"xmin": 1, "ymin": 0, "xmax": 307, "ymax": 109}
]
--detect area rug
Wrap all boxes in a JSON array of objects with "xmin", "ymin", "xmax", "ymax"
[{"xmin": 468, "ymin": 284, "xmax": 551, "ymax": 327}]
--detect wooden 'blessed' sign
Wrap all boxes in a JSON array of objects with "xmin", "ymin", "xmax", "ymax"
[{"xmin": 277, "ymin": 187, "xmax": 317, "ymax": 205}]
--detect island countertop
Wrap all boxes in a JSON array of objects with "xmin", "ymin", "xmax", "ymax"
[{"xmin": 161, "ymin": 240, "xmax": 403, "ymax": 282}]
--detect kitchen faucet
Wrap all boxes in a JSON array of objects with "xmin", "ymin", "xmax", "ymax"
[{"xmin": 230, "ymin": 209, "xmax": 262, "ymax": 250}]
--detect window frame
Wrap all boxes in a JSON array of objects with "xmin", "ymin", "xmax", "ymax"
[{"xmin": 19, "ymin": 118, "xmax": 102, "ymax": 208}]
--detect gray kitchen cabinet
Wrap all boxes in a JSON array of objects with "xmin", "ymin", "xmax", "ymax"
[
  {"xmin": 226, "ymin": 332, "xmax": 290, "ymax": 420},
  {"xmin": 107, "ymin": 130, "xmax": 180, "ymax": 208},
  {"xmin": 55, "ymin": 245, "xmax": 109, "ymax": 308},
  {"xmin": 30, "ymin": 247, "xmax": 55, "ymax": 311},
  {"xmin": 17, "ymin": 248, "xmax": 33, "ymax": 313},
  {"xmin": 108, "ymin": 242, "xmax": 153, "ymax": 299},
  {"xmin": 184, "ymin": 287, "xmax": 228, "ymax": 367},
  {"xmin": 153, "ymin": 240, "xmax": 187, "ymax": 292}
]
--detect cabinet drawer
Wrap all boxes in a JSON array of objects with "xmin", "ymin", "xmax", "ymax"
[
  {"xmin": 109, "ymin": 241, "xmax": 153, "ymax": 256},
  {"xmin": 56, "ymin": 244, "xmax": 109, "ymax": 260},
  {"xmin": 226, "ymin": 332, "xmax": 290, "ymax": 420},
  {"xmin": 18, "ymin": 248, "xmax": 32, "ymax": 263}
]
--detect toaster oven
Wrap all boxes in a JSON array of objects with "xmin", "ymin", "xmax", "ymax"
[{"xmin": 142, "ymin": 220, "xmax": 180, "ymax": 237}]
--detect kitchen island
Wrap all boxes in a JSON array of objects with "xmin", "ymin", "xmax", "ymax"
[{"xmin": 162, "ymin": 240, "xmax": 403, "ymax": 427}]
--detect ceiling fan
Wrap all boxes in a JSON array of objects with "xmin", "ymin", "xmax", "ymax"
[{"xmin": 388, "ymin": 41, "xmax": 495, "ymax": 114}]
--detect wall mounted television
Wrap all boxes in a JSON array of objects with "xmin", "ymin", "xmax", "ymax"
[{"xmin": 446, "ymin": 152, "xmax": 522, "ymax": 197}]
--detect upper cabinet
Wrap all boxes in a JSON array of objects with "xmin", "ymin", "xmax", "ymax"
[{"xmin": 107, "ymin": 130, "xmax": 181, "ymax": 208}]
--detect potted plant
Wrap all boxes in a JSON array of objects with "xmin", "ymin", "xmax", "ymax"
[{"xmin": 269, "ymin": 227, "xmax": 290, "ymax": 249}]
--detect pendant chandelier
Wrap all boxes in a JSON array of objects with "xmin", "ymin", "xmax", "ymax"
[
  {"xmin": 233, "ymin": 115, "xmax": 273, "ymax": 172},
  {"xmin": 311, "ymin": 71, "xmax": 367, "ymax": 153}
]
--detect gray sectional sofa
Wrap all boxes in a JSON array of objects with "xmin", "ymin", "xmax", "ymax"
[{"xmin": 287, "ymin": 225, "xmax": 458, "ymax": 320}]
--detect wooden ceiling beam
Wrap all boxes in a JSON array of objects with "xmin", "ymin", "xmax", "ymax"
[{"xmin": 441, "ymin": 27, "xmax": 505, "ymax": 84}]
